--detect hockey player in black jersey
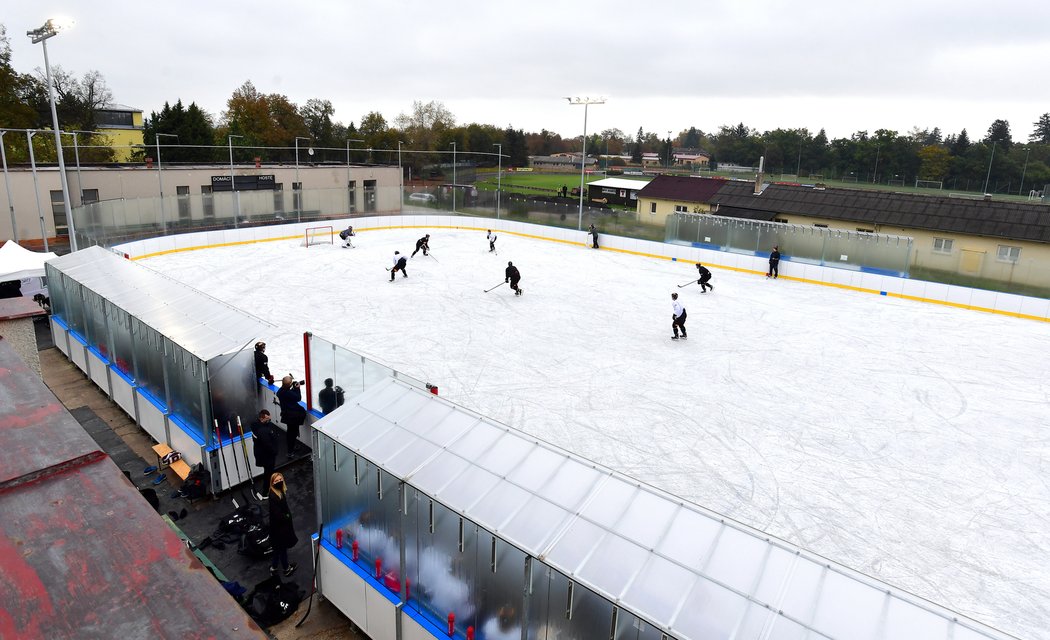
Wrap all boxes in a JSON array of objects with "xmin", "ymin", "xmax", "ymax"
[
  {"xmin": 695, "ymin": 262, "xmax": 714, "ymax": 293},
  {"xmin": 505, "ymin": 261, "xmax": 523, "ymax": 296},
  {"xmin": 339, "ymin": 225, "xmax": 356, "ymax": 248},
  {"xmin": 411, "ymin": 234, "xmax": 430, "ymax": 257}
]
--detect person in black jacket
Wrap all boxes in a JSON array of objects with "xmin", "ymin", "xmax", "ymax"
[
  {"xmin": 250, "ymin": 410, "xmax": 280, "ymax": 497},
  {"xmin": 268, "ymin": 472, "xmax": 298, "ymax": 577},
  {"xmin": 767, "ymin": 245, "xmax": 781, "ymax": 279},
  {"xmin": 588, "ymin": 224, "xmax": 599, "ymax": 249},
  {"xmin": 390, "ymin": 251, "xmax": 408, "ymax": 281},
  {"xmin": 317, "ymin": 378, "xmax": 344, "ymax": 415},
  {"xmin": 254, "ymin": 342, "xmax": 273, "ymax": 385},
  {"xmin": 695, "ymin": 263, "xmax": 714, "ymax": 293},
  {"xmin": 411, "ymin": 234, "xmax": 430, "ymax": 257},
  {"xmin": 505, "ymin": 261, "xmax": 523, "ymax": 296},
  {"xmin": 276, "ymin": 376, "xmax": 307, "ymax": 456}
]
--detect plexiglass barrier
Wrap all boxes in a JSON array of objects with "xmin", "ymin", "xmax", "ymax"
[
  {"xmin": 666, "ymin": 212, "xmax": 914, "ymax": 276},
  {"xmin": 306, "ymin": 333, "xmax": 428, "ymax": 415}
]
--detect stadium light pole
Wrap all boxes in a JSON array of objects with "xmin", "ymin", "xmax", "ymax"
[
  {"xmin": 155, "ymin": 132, "xmax": 178, "ymax": 235},
  {"xmin": 28, "ymin": 18, "xmax": 76, "ymax": 251},
  {"xmin": 450, "ymin": 141, "xmax": 456, "ymax": 212},
  {"xmin": 566, "ymin": 96, "xmax": 605, "ymax": 231},
  {"xmin": 982, "ymin": 141, "xmax": 996, "ymax": 195},
  {"xmin": 228, "ymin": 134, "xmax": 243, "ymax": 227},
  {"xmin": 872, "ymin": 144, "xmax": 881, "ymax": 184},
  {"xmin": 493, "ymin": 143, "xmax": 502, "ymax": 219},
  {"xmin": 1, "ymin": 131, "xmax": 17, "ymax": 242},
  {"xmin": 1018, "ymin": 146, "xmax": 1031, "ymax": 196}
]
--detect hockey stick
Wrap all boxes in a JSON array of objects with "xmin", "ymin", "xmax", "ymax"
[
  {"xmin": 214, "ymin": 420, "xmax": 233, "ymax": 495},
  {"xmin": 294, "ymin": 521, "xmax": 324, "ymax": 628},
  {"xmin": 677, "ymin": 280, "xmax": 697, "ymax": 288},
  {"xmin": 484, "ymin": 282, "xmax": 506, "ymax": 293},
  {"xmin": 235, "ymin": 417, "xmax": 260, "ymax": 500},
  {"xmin": 226, "ymin": 420, "xmax": 243, "ymax": 488},
  {"xmin": 428, "ymin": 252, "xmax": 439, "ymax": 263}
]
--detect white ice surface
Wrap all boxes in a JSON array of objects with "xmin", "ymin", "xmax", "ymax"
[{"xmin": 144, "ymin": 228, "xmax": 1050, "ymax": 639}]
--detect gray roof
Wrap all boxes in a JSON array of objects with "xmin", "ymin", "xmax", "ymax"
[
  {"xmin": 318, "ymin": 377, "xmax": 1015, "ymax": 640},
  {"xmin": 46, "ymin": 246, "xmax": 272, "ymax": 361},
  {"xmin": 709, "ymin": 182, "xmax": 1050, "ymax": 244}
]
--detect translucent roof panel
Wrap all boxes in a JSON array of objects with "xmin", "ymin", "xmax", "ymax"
[
  {"xmin": 48, "ymin": 247, "xmax": 271, "ymax": 361},
  {"xmin": 316, "ymin": 378, "xmax": 1016, "ymax": 640}
]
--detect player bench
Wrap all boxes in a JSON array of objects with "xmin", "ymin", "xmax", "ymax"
[{"xmin": 151, "ymin": 443, "xmax": 192, "ymax": 481}]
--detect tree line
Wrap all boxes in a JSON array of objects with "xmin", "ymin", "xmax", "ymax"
[{"xmin": 3, "ymin": 23, "xmax": 1049, "ymax": 193}]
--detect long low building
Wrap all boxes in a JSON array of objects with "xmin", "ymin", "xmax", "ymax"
[{"xmin": 585, "ymin": 176, "xmax": 651, "ymax": 206}]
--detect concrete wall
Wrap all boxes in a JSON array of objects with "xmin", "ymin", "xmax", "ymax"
[
  {"xmin": 637, "ymin": 196, "xmax": 714, "ymax": 227},
  {"xmin": 0, "ymin": 164, "xmax": 400, "ymax": 244}
]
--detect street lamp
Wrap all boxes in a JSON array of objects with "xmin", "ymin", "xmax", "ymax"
[
  {"xmin": 1019, "ymin": 147, "xmax": 1031, "ymax": 196},
  {"xmin": 450, "ymin": 142, "xmax": 457, "ymax": 212},
  {"xmin": 155, "ymin": 132, "xmax": 178, "ymax": 234},
  {"xmin": 28, "ymin": 18, "xmax": 76, "ymax": 250},
  {"xmin": 228, "ymin": 134, "xmax": 243, "ymax": 227},
  {"xmin": 566, "ymin": 96, "xmax": 605, "ymax": 230},
  {"xmin": 493, "ymin": 143, "xmax": 502, "ymax": 219},
  {"xmin": 1, "ymin": 131, "xmax": 17, "ymax": 242}
]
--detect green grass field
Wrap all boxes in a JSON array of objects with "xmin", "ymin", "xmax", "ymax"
[{"xmin": 474, "ymin": 171, "xmax": 649, "ymax": 194}]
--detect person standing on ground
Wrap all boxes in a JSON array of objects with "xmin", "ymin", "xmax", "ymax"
[
  {"xmin": 339, "ymin": 225, "xmax": 356, "ymax": 248},
  {"xmin": 317, "ymin": 377, "xmax": 344, "ymax": 415},
  {"xmin": 254, "ymin": 342, "xmax": 273, "ymax": 385},
  {"xmin": 768, "ymin": 245, "xmax": 780, "ymax": 279},
  {"xmin": 276, "ymin": 376, "xmax": 307, "ymax": 456},
  {"xmin": 671, "ymin": 292, "xmax": 687, "ymax": 340},
  {"xmin": 411, "ymin": 234, "xmax": 430, "ymax": 257},
  {"xmin": 250, "ymin": 409, "xmax": 280, "ymax": 497},
  {"xmin": 390, "ymin": 251, "xmax": 408, "ymax": 281},
  {"xmin": 505, "ymin": 261, "xmax": 523, "ymax": 296},
  {"xmin": 487, "ymin": 230, "xmax": 497, "ymax": 253},
  {"xmin": 695, "ymin": 263, "xmax": 714, "ymax": 293},
  {"xmin": 588, "ymin": 224, "xmax": 600, "ymax": 249},
  {"xmin": 267, "ymin": 472, "xmax": 298, "ymax": 577}
]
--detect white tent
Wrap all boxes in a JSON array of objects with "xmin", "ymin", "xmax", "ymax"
[{"xmin": 0, "ymin": 241, "xmax": 57, "ymax": 281}]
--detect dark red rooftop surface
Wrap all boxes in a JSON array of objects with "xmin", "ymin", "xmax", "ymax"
[
  {"xmin": 635, "ymin": 174, "xmax": 728, "ymax": 203},
  {"xmin": 0, "ymin": 337, "xmax": 265, "ymax": 640}
]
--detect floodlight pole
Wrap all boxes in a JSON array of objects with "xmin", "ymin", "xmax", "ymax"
[
  {"xmin": 982, "ymin": 141, "xmax": 996, "ymax": 194},
  {"xmin": 26, "ymin": 131, "xmax": 49, "ymax": 252},
  {"xmin": 872, "ymin": 144, "xmax": 881, "ymax": 184},
  {"xmin": 29, "ymin": 19, "xmax": 76, "ymax": 250},
  {"xmin": 493, "ymin": 143, "xmax": 502, "ymax": 219},
  {"xmin": 1019, "ymin": 147, "xmax": 1031, "ymax": 196},
  {"xmin": 228, "ymin": 134, "xmax": 243, "ymax": 227},
  {"xmin": 566, "ymin": 96, "xmax": 605, "ymax": 230},
  {"xmin": 1, "ymin": 131, "xmax": 17, "ymax": 242},
  {"xmin": 155, "ymin": 133, "xmax": 178, "ymax": 235}
]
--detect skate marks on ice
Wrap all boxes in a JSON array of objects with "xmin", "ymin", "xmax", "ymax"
[{"xmin": 142, "ymin": 228, "xmax": 1050, "ymax": 638}]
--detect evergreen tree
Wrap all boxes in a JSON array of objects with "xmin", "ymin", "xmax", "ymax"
[
  {"xmin": 984, "ymin": 119, "xmax": 1012, "ymax": 150},
  {"xmin": 1029, "ymin": 113, "xmax": 1050, "ymax": 144},
  {"xmin": 631, "ymin": 127, "xmax": 643, "ymax": 163},
  {"xmin": 951, "ymin": 129, "xmax": 971, "ymax": 155}
]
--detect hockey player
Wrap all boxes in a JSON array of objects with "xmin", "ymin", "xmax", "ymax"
[
  {"xmin": 505, "ymin": 261, "xmax": 523, "ymax": 296},
  {"xmin": 671, "ymin": 293, "xmax": 687, "ymax": 340},
  {"xmin": 695, "ymin": 263, "xmax": 714, "ymax": 293},
  {"xmin": 411, "ymin": 234, "xmax": 431, "ymax": 257},
  {"xmin": 588, "ymin": 224, "xmax": 600, "ymax": 249},
  {"xmin": 767, "ymin": 245, "xmax": 780, "ymax": 279},
  {"xmin": 339, "ymin": 225, "xmax": 356, "ymax": 248},
  {"xmin": 390, "ymin": 251, "xmax": 408, "ymax": 281},
  {"xmin": 487, "ymin": 230, "xmax": 497, "ymax": 253}
]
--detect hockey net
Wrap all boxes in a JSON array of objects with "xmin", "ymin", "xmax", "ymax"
[{"xmin": 302, "ymin": 226, "xmax": 334, "ymax": 247}]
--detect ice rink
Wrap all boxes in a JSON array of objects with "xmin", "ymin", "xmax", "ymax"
[{"xmin": 144, "ymin": 227, "xmax": 1050, "ymax": 638}]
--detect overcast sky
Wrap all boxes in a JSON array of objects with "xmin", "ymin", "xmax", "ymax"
[{"xmin": 6, "ymin": 1, "xmax": 1050, "ymax": 143}]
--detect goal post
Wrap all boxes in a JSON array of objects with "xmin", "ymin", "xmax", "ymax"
[
  {"xmin": 303, "ymin": 225, "xmax": 334, "ymax": 246},
  {"xmin": 914, "ymin": 179, "xmax": 943, "ymax": 190}
]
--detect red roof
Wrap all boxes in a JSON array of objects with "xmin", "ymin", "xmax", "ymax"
[{"xmin": 636, "ymin": 175, "xmax": 728, "ymax": 203}]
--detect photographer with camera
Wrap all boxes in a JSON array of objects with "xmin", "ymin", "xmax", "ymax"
[
  {"xmin": 317, "ymin": 377, "xmax": 345, "ymax": 415},
  {"xmin": 276, "ymin": 375, "xmax": 308, "ymax": 457}
]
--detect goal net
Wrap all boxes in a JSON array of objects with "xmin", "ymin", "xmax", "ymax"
[
  {"xmin": 914, "ymin": 179, "xmax": 943, "ymax": 190},
  {"xmin": 303, "ymin": 226, "xmax": 334, "ymax": 247}
]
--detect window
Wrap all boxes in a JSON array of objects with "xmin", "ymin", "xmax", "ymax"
[
  {"xmin": 932, "ymin": 237, "xmax": 953, "ymax": 254},
  {"xmin": 201, "ymin": 185, "xmax": 214, "ymax": 218},
  {"xmin": 347, "ymin": 180, "xmax": 357, "ymax": 213},
  {"xmin": 95, "ymin": 110, "xmax": 134, "ymax": 127},
  {"xmin": 774, "ymin": 218, "xmax": 788, "ymax": 224},
  {"xmin": 649, "ymin": 202, "xmax": 657, "ymax": 214},
  {"xmin": 601, "ymin": 187, "xmax": 616, "ymax": 195},
  {"xmin": 49, "ymin": 190, "xmax": 68, "ymax": 235},
  {"xmin": 997, "ymin": 244, "xmax": 1020, "ymax": 263},
  {"xmin": 674, "ymin": 205, "xmax": 688, "ymax": 213},
  {"xmin": 364, "ymin": 179, "xmax": 377, "ymax": 213},
  {"xmin": 814, "ymin": 223, "xmax": 828, "ymax": 228},
  {"xmin": 81, "ymin": 189, "xmax": 99, "ymax": 204},
  {"xmin": 856, "ymin": 227, "xmax": 875, "ymax": 234},
  {"xmin": 176, "ymin": 186, "xmax": 191, "ymax": 221}
]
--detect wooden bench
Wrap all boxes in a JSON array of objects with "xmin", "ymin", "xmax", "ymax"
[{"xmin": 151, "ymin": 443, "xmax": 192, "ymax": 481}]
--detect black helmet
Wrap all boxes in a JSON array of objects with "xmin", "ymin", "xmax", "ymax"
[
  {"xmin": 507, "ymin": 261, "xmax": 513, "ymax": 266},
  {"xmin": 255, "ymin": 342, "xmax": 265, "ymax": 350}
]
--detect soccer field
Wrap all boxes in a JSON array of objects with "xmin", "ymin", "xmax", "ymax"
[{"xmin": 143, "ymin": 228, "xmax": 1049, "ymax": 638}]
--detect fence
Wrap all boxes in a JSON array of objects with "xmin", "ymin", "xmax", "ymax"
[{"xmin": 666, "ymin": 212, "xmax": 914, "ymax": 276}]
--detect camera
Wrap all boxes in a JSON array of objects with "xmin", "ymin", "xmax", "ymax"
[{"xmin": 293, "ymin": 379, "xmax": 305, "ymax": 387}]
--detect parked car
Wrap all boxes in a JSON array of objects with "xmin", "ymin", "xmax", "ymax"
[{"xmin": 408, "ymin": 192, "xmax": 436, "ymax": 203}]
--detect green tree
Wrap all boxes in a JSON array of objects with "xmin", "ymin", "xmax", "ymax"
[
  {"xmin": 984, "ymin": 119, "xmax": 1012, "ymax": 150},
  {"xmin": 394, "ymin": 100, "xmax": 455, "ymax": 151},
  {"xmin": 917, "ymin": 145, "xmax": 951, "ymax": 180},
  {"xmin": 143, "ymin": 99, "xmax": 215, "ymax": 163},
  {"xmin": 1029, "ymin": 113, "xmax": 1050, "ymax": 144},
  {"xmin": 504, "ymin": 127, "xmax": 528, "ymax": 167},
  {"xmin": 950, "ymin": 128, "xmax": 970, "ymax": 155},
  {"xmin": 631, "ymin": 127, "xmax": 643, "ymax": 163},
  {"xmin": 301, "ymin": 98, "xmax": 336, "ymax": 149},
  {"xmin": 0, "ymin": 26, "xmax": 35, "ymax": 132}
]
